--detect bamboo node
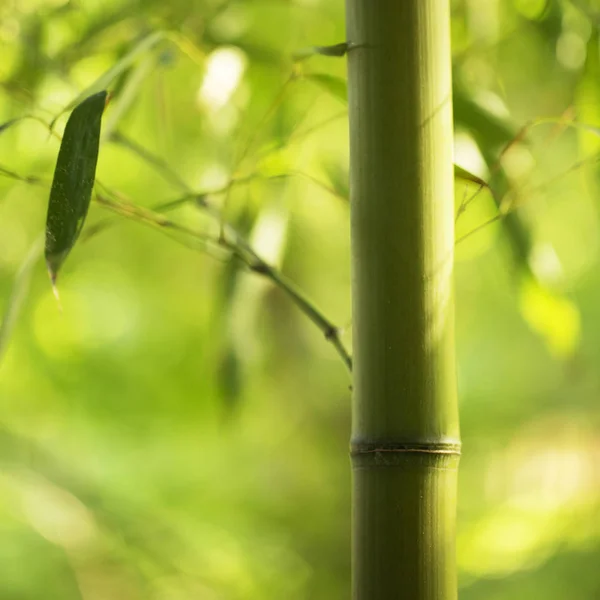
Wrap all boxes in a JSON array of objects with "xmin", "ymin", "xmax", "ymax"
[{"xmin": 350, "ymin": 440, "xmax": 461, "ymax": 458}]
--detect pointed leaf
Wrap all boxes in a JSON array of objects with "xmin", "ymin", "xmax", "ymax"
[{"xmin": 45, "ymin": 91, "xmax": 107, "ymax": 284}]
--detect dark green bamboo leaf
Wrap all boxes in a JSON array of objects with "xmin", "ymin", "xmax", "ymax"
[
  {"xmin": 45, "ymin": 91, "xmax": 107, "ymax": 286},
  {"xmin": 305, "ymin": 73, "xmax": 348, "ymax": 103},
  {"xmin": 451, "ymin": 77, "xmax": 534, "ymax": 278},
  {"xmin": 453, "ymin": 79, "xmax": 516, "ymax": 149}
]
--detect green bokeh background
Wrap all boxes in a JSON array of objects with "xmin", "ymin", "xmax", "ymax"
[{"xmin": 2, "ymin": 0, "xmax": 600, "ymax": 598}]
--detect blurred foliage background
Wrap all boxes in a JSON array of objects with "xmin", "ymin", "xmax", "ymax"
[{"xmin": 1, "ymin": 0, "xmax": 600, "ymax": 598}]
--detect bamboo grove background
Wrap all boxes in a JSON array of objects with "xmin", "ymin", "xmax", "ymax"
[{"xmin": 1, "ymin": 0, "xmax": 600, "ymax": 598}]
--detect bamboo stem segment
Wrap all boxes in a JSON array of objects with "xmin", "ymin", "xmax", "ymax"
[{"xmin": 346, "ymin": 1, "xmax": 460, "ymax": 598}]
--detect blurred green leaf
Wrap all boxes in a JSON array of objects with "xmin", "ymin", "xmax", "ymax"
[
  {"xmin": 453, "ymin": 79, "xmax": 517, "ymax": 149},
  {"xmin": 101, "ymin": 54, "xmax": 156, "ymax": 141},
  {"xmin": 305, "ymin": 73, "xmax": 348, "ymax": 103},
  {"xmin": 45, "ymin": 91, "xmax": 107, "ymax": 285},
  {"xmin": 218, "ymin": 346, "xmax": 244, "ymax": 413},
  {"xmin": 519, "ymin": 275, "xmax": 580, "ymax": 358},
  {"xmin": 5, "ymin": 14, "xmax": 46, "ymax": 101},
  {"xmin": 576, "ymin": 31, "xmax": 600, "ymax": 155},
  {"xmin": 51, "ymin": 31, "xmax": 164, "ymax": 129}
]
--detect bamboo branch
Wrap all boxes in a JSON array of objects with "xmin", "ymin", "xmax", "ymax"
[{"xmin": 94, "ymin": 190, "xmax": 352, "ymax": 372}]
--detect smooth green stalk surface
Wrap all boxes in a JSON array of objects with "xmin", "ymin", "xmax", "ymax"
[{"xmin": 346, "ymin": 1, "xmax": 460, "ymax": 598}]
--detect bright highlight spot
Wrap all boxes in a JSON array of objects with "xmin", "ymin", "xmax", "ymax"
[
  {"xmin": 198, "ymin": 47, "xmax": 247, "ymax": 110},
  {"xmin": 556, "ymin": 31, "xmax": 587, "ymax": 70},
  {"xmin": 454, "ymin": 132, "xmax": 488, "ymax": 181},
  {"xmin": 20, "ymin": 474, "xmax": 96, "ymax": 550}
]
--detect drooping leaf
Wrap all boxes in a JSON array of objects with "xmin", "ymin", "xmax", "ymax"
[
  {"xmin": 305, "ymin": 73, "xmax": 348, "ymax": 103},
  {"xmin": 45, "ymin": 91, "xmax": 108, "ymax": 286}
]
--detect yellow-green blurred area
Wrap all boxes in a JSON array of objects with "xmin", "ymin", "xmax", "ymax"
[{"xmin": 1, "ymin": 0, "xmax": 600, "ymax": 597}]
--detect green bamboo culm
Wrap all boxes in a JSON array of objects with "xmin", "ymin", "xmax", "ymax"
[{"xmin": 346, "ymin": 1, "xmax": 460, "ymax": 599}]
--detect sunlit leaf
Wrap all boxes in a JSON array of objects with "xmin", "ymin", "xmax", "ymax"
[
  {"xmin": 45, "ymin": 91, "xmax": 108, "ymax": 287},
  {"xmin": 519, "ymin": 275, "xmax": 580, "ymax": 358}
]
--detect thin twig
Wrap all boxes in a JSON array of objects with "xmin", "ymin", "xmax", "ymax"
[
  {"xmin": 0, "ymin": 164, "xmax": 45, "ymax": 186},
  {"xmin": 221, "ymin": 71, "xmax": 299, "ymax": 234},
  {"xmin": 95, "ymin": 189, "xmax": 353, "ymax": 372}
]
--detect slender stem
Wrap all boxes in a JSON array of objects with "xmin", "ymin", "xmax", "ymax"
[
  {"xmin": 0, "ymin": 164, "xmax": 45, "ymax": 185},
  {"xmin": 94, "ymin": 191, "xmax": 352, "ymax": 372}
]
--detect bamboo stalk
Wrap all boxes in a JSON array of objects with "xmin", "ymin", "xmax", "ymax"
[{"xmin": 346, "ymin": 1, "xmax": 460, "ymax": 598}]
